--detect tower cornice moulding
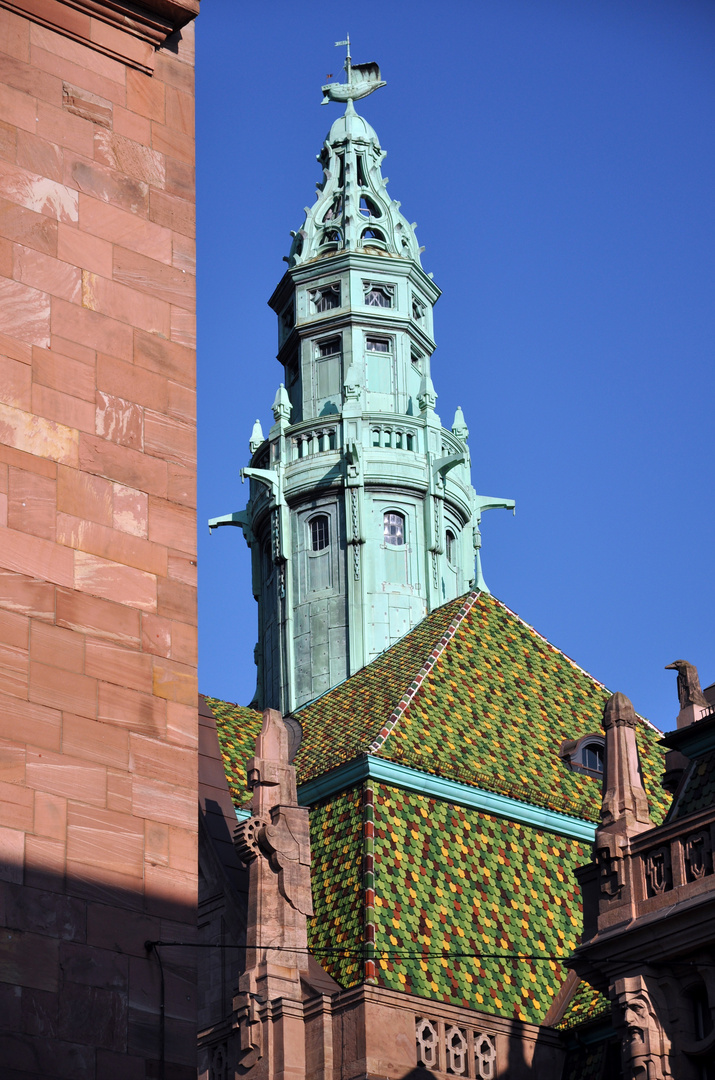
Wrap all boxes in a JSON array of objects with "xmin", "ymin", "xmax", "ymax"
[{"xmin": 0, "ymin": 0, "xmax": 198, "ymax": 72}]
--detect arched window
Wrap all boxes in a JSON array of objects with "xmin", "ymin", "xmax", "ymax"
[
  {"xmin": 445, "ymin": 529, "xmax": 456, "ymax": 564},
  {"xmin": 362, "ymin": 227, "xmax": 385, "ymax": 244},
  {"xmin": 384, "ymin": 512, "xmax": 405, "ymax": 546},
  {"xmin": 559, "ymin": 735, "xmax": 605, "ymax": 776},
  {"xmin": 310, "ymin": 515, "xmax": 330, "ymax": 552}
]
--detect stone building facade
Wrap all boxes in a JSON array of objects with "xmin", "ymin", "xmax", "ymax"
[
  {"xmin": 570, "ymin": 670, "xmax": 715, "ymax": 1079},
  {"xmin": 0, "ymin": 2, "xmax": 199, "ymax": 1076}
]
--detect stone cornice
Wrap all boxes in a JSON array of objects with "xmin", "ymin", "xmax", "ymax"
[{"xmin": 0, "ymin": 0, "xmax": 198, "ymax": 72}]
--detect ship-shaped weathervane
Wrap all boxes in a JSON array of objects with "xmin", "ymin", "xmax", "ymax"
[{"xmin": 321, "ymin": 35, "xmax": 386, "ymax": 105}]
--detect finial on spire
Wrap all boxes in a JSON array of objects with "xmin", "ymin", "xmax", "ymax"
[
  {"xmin": 249, "ymin": 418, "xmax": 265, "ymax": 454},
  {"xmin": 321, "ymin": 37, "xmax": 386, "ymax": 105}
]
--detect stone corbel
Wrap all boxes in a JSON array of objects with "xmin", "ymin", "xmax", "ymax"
[{"xmin": 233, "ymin": 990, "xmax": 263, "ymax": 1069}]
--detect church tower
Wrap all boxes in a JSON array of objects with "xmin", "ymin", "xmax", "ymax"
[{"xmin": 212, "ymin": 47, "xmax": 513, "ymax": 713}]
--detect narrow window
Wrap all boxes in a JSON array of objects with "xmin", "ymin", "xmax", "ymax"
[
  {"xmin": 310, "ymin": 515, "xmax": 330, "ymax": 552},
  {"xmin": 412, "ymin": 295, "xmax": 426, "ymax": 322},
  {"xmin": 384, "ymin": 512, "xmax": 405, "ymax": 547},
  {"xmin": 282, "ymin": 303, "xmax": 294, "ymax": 333},
  {"xmin": 445, "ymin": 530, "xmax": 456, "ymax": 564},
  {"xmin": 314, "ymin": 284, "xmax": 340, "ymax": 312},
  {"xmin": 366, "ymin": 336, "xmax": 390, "ymax": 352},
  {"xmin": 317, "ymin": 337, "xmax": 340, "ymax": 358},
  {"xmin": 581, "ymin": 742, "xmax": 604, "ymax": 774},
  {"xmin": 356, "ymin": 154, "xmax": 367, "ymax": 187}
]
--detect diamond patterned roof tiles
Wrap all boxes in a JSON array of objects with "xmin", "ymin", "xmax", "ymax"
[
  {"xmin": 670, "ymin": 749, "xmax": 715, "ymax": 820},
  {"xmin": 203, "ymin": 590, "xmax": 671, "ymax": 1031},
  {"xmin": 369, "ymin": 784, "xmax": 588, "ymax": 1022},
  {"xmin": 293, "ymin": 591, "xmax": 668, "ymax": 824}
]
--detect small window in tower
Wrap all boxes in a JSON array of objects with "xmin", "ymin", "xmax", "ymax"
[
  {"xmin": 282, "ymin": 303, "xmax": 294, "ymax": 333},
  {"xmin": 384, "ymin": 512, "xmax": 405, "ymax": 547},
  {"xmin": 365, "ymin": 284, "xmax": 392, "ymax": 308},
  {"xmin": 411, "ymin": 348, "xmax": 423, "ymax": 369},
  {"xmin": 412, "ymin": 295, "xmax": 426, "ymax": 323},
  {"xmin": 313, "ymin": 284, "xmax": 340, "ymax": 313},
  {"xmin": 366, "ymin": 336, "xmax": 391, "ymax": 352},
  {"xmin": 317, "ymin": 337, "xmax": 340, "ymax": 358},
  {"xmin": 446, "ymin": 530, "xmax": 456, "ymax": 564},
  {"xmin": 362, "ymin": 227, "xmax": 385, "ymax": 243},
  {"xmin": 356, "ymin": 154, "xmax": 367, "ymax": 187},
  {"xmin": 322, "ymin": 229, "xmax": 340, "ymax": 245},
  {"xmin": 359, "ymin": 195, "xmax": 381, "ymax": 218},
  {"xmin": 310, "ymin": 515, "xmax": 330, "ymax": 552}
]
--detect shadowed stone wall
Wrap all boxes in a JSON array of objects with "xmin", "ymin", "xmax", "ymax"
[{"xmin": 0, "ymin": 3, "xmax": 199, "ymax": 1076}]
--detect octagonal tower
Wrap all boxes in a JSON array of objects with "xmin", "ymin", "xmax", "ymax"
[{"xmin": 212, "ymin": 61, "xmax": 513, "ymax": 713}]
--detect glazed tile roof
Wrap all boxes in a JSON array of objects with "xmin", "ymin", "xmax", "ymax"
[
  {"xmin": 293, "ymin": 593, "xmax": 466, "ymax": 780},
  {"xmin": 556, "ymin": 978, "xmax": 609, "ymax": 1030},
  {"xmin": 294, "ymin": 591, "xmax": 669, "ymax": 824},
  {"xmin": 670, "ymin": 749, "xmax": 715, "ymax": 820},
  {"xmin": 204, "ymin": 697, "xmax": 263, "ymax": 807},
  {"xmin": 370, "ymin": 783, "xmax": 587, "ymax": 1022},
  {"xmin": 309, "ymin": 787, "xmax": 364, "ymax": 988}
]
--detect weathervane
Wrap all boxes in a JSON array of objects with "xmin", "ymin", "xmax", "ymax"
[{"xmin": 321, "ymin": 35, "xmax": 386, "ymax": 105}]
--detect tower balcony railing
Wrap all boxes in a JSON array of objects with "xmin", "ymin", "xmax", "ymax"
[
  {"xmin": 289, "ymin": 419, "xmax": 341, "ymax": 461},
  {"xmin": 364, "ymin": 413, "xmax": 423, "ymax": 454}
]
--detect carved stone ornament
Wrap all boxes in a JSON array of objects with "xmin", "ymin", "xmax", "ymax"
[
  {"xmin": 612, "ymin": 976, "xmax": 672, "ymax": 1080},
  {"xmin": 596, "ymin": 841, "xmax": 624, "ymax": 898}
]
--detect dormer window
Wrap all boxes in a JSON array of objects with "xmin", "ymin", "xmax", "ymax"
[
  {"xmin": 581, "ymin": 742, "xmax": 604, "ymax": 773},
  {"xmin": 384, "ymin": 512, "xmax": 405, "ymax": 546},
  {"xmin": 558, "ymin": 735, "xmax": 605, "ymax": 776},
  {"xmin": 364, "ymin": 283, "xmax": 393, "ymax": 308},
  {"xmin": 313, "ymin": 284, "xmax": 340, "ymax": 313}
]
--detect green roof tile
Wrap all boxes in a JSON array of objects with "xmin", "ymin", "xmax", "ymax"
[
  {"xmin": 557, "ymin": 978, "xmax": 610, "ymax": 1030},
  {"xmin": 370, "ymin": 783, "xmax": 589, "ymax": 1022},
  {"xmin": 205, "ymin": 697, "xmax": 263, "ymax": 806},
  {"xmin": 308, "ymin": 788, "xmax": 364, "ymax": 987},
  {"xmin": 670, "ymin": 749, "xmax": 715, "ymax": 820}
]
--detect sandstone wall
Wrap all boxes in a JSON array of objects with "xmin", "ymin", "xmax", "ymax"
[{"xmin": 0, "ymin": 3, "xmax": 199, "ymax": 1076}]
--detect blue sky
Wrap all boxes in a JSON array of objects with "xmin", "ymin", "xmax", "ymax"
[{"xmin": 196, "ymin": 0, "xmax": 715, "ymax": 730}]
